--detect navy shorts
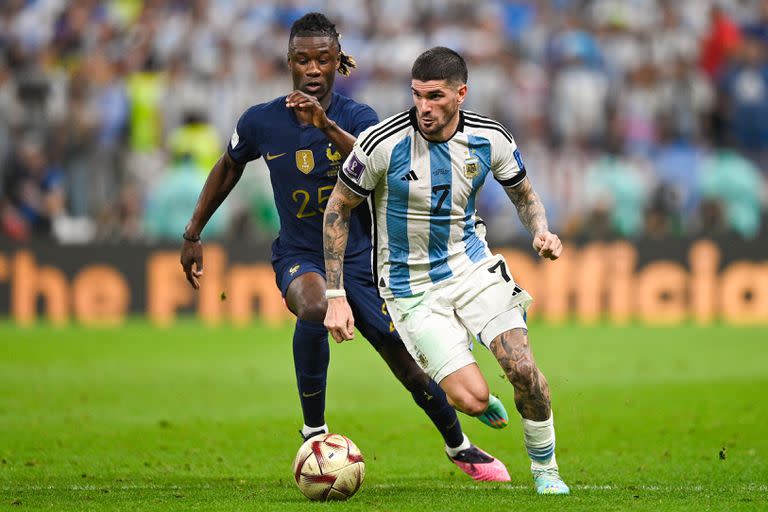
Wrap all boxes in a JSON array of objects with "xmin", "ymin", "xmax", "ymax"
[{"xmin": 272, "ymin": 250, "xmax": 401, "ymax": 351}]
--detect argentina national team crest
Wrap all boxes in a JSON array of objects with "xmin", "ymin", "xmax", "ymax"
[
  {"xmin": 464, "ymin": 155, "xmax": 479, "ymax": 178},
  {"xmin": 295, "ymin": 150, "xmax": 315, "ymax": 174}
]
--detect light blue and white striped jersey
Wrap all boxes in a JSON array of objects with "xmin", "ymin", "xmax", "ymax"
[{"xmin": 339, "ymin": 108, "xmax": 527, "ymax": 299}]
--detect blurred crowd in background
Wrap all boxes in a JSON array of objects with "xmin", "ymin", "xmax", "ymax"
[{"xmin": 1, "ymin": 0, "xmax": 768, "ymax": 245}]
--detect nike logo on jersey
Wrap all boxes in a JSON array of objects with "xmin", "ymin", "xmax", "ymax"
[
  {"xmin": 302, "ymin": 390, "xmax": 322, "ymax": 398},
  {"xmin": 401, "ymin": 170, "xmax": 418, "ymax": 181},
  {"xmin": 266, "ymin": 152, "xmax": 287, "ymax": 161}
]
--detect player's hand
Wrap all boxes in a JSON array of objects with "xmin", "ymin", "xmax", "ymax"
[
  {"xmin": 324, "ymin": 296, "xmax": 355, "ymax": 343},
  {"xmin": 180, "ymin": 239, "xmax": 203, "ymax": 289},
  {"xmin": 533, "ymin": 231, "xmax": 562, "ymax": 260},
  {"xmin": 285, "ymin": 90, "xmax": 331, "ymax": 130}
]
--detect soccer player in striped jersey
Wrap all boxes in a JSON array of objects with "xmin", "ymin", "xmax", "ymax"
[
  {"xmin": 180, "ymin": 15, "xmax": 510, "ymax": 482},
  {"xmin": 323, "ymin": 47, "xmax": 570, "ymax": 495}
]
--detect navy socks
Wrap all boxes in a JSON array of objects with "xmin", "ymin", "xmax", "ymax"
[
  {"xmin": 411, "ymin": 379, "xmax": 465, "ymax": 448},
  {"xmin": 293, "ymin": 319, "xmax": 330, "ymax": 428}
]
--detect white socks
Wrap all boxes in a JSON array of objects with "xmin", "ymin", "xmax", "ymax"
[
  {"xmin": 445, "ymin": 433, "xmax": 471, "ymax": 457},
  {"xmin": 302, "ymin": 423, "xmax": 328, "ymax": 439},
  {"xmin": 522, "ymin": 413, "xmax": 558, "ymax": 470}
]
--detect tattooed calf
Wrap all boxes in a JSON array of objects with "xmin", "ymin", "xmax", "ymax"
[{"xmin": 490, "ymin": 328, "xmax": 551, "ymax": 421}]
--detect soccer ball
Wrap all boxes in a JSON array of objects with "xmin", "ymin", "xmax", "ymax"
[{"xmin": 292, "ymin": 433, "xmax": 365, "ymax": 501}]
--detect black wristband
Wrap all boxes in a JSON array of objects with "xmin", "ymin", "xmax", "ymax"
[{"xmin": 183, "ymin": 232, "xmax": 201, "ymax": 242}]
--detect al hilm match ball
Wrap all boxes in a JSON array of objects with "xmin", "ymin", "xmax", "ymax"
[{"xmin": 292, "ymin": 433, "xmax": 365, "ymax": 501}]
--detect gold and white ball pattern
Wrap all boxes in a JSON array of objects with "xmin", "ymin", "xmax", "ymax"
[{"xmin": 292, "ymin": 433, "xmax": 365, "ymax": 501}]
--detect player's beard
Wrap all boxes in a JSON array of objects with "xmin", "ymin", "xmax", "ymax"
[{"xmin": 420, "ymin": 102, "xmax": 459, "ymax": 139}]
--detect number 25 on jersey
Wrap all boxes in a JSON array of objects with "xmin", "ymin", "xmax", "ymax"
[{"xmin": 292, "ymin": 185, "xmax": 334, "ymax": 218}]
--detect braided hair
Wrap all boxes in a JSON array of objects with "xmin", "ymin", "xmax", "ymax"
[{"xmin": 288, "ymin": 12, "xmax": 356, "ymax": 76}]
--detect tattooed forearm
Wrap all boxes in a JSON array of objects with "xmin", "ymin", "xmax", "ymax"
[
  {"xmin": 505, "ymin": 179, "xmax": 548, "ymax": 237},
  {"xmin": 323, "ymin": 182, "xmax": 363, "ymax": 290},
  {"xmin": 323, "ymin": 205, "xmax": 350, "ymax": 290},
  {"xmin": 490, "ymin": 329, "xmax": 551, "ymax": 421}
]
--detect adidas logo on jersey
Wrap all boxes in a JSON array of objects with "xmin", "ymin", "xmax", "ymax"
[{"xmin": 401, "ymin": 170, "xmax": 418, "ymax": 181}]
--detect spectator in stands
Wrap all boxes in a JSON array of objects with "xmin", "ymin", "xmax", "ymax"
[
  {"xmin": 644, "ymin": 183, "xmax": 683, "ymax": 239},
  {"xmin": 656, "ymin": 56, "xmax": 715, "ymax": 143},
  {"xmin": 718, "ymin": 36, "xmax": 768, "ymax": 159},
  {"xmin": 0, "ymin": 56, "xmax": 13, "ymax": 175},
  {"xmin": 167, "ymin": 109, "xmax": 221, "ymax": 175},
  {"xmin": 700, "ymin": 4, "xmax": 742, "ymax": 79},
  {"xmin": 651, "ymin": 116, "xmax": 706, "ymax": 229},
  {"xmin": 0, "ymin": 0, "xmax": 765, "ymax": 243},
  {"xmin": 549, "ymin": 35, "xmax": 610, "ymax": 146},
  {"xmin": 94, "ymin": 182, "xmax": 143, "ymax": 242},
  {"xmin": 124, "ymin": 47, "xmax": 167, "ymax": 192},
  {"xmin": 742, "ymin": 0, "xmax": 768, "ymax": 46},
  {"xmin": 615, "ymin": 61, "xmax": 661, "ymax": 156},
  {"xmin": 1, "ymin": 135, "xmax": 64, "ymax": 237},
  {"xmin": 60, "ymin": 68, "xmax": 97, "ymax": 218},
  {"xmin": 698, "ymin": 133, "xmax": 763, "ymax": 239},
  {"xmin": 582, "ymin": 133, "xmax": 650, "ymax": 238},
  {"xmin": 88, "ymin": 52, "xmax": 129, "ymax": 218},
  {"xmin": 144, "ymin": 152, "xmax": 229, "ymax": 241},
  {"xmin": 696, "ymin": 198, "xmax": 729, "ymax": 238}
]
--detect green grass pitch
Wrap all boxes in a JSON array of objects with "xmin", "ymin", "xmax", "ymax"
[{"xmin": 1, "ymin": 320, "xmax": 766, "ymax": 511}]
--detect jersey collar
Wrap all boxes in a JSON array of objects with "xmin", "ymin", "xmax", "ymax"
[{"xmin": 409, "ymin": 107, "xmax": 465, "ymax": 143}]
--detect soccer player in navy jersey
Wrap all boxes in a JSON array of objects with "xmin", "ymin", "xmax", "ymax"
[{"xmin": 180, "ymin": 13, "xmax": 510, "ymax": 481}]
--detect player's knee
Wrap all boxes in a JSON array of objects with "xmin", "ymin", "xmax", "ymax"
[
  {"xmin": 295, "ymin": 301, "xmax": 328, "ymax": 323},
  {"xmin": 451, "ymin": 390, "xmax": 489, "ymax": 417},
  {"xmin": 511, "ymin": 357, "xmax": 537, "ymax": 389},
  {"xmin": 462, "ymin": 397, "xmax": 489, "ymax": 417}
]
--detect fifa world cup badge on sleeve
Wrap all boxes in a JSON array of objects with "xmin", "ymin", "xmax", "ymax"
[
  {"xmin": 345, "ymin": 153, "xmax": 366, "ymax": 182},
  {"xmin": 464, "ymin": 156, "xmax": 479, "ymax": 178}
]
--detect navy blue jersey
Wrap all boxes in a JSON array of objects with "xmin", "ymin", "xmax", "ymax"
[{"xmin": 227, "ymin": 93, "xmax": 379, "ymax": 258}]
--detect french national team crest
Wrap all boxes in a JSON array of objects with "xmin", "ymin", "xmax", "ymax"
[
  {"xmin": 326, "ymin": 144, "xmax": 342, "ymax": 176},
  {"xmin": 295, "ymin": 150, "xmax": 315, "ymax": 174},
  {"xmin": 464, "ymin": 156, "xmax": 479, "ymax": 178}
]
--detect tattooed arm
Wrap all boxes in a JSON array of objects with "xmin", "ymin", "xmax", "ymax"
[
  {"xmin": 323, "ymin": 180, "xmax": 366, "ymax": 290},
  {"xmin": 504, "ymin": 178, "xmax": 562, "ymax": 260},
  {"xmin": 322, "ymin": 180, "xmax": 365, "ymax": 342},
  {"xmin": 504, "ymin": 178, "xmax": 548, "ymax": 237}
]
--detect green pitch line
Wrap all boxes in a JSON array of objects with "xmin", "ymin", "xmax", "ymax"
[{"xmin": 0, "ymin": 321, "xmax": 766, "ymax": 511}]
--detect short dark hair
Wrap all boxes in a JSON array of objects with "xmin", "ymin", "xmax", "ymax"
[
  {"xmin": 411, "ymin": 47, "xmax": 468, "ymax": 85},
  {"xmin": 288, "ymin": 12, "xmax": 356, "ymax": 76}
]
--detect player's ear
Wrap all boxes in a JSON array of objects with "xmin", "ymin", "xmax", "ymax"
[{"xmin": 456, "ymin": 84, "xmax": 468, "ymax": 105}]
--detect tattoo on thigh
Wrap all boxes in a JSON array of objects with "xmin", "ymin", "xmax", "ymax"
[{"xmin": 490, "ymin": 329, "xmax": 551, "ymax": 421}]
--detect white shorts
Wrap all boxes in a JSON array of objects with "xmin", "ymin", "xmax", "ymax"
[{"xmin": 385, "ymin": 254, "xmax": 532, "ymax": 383}]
